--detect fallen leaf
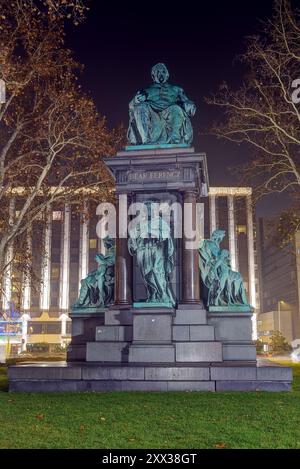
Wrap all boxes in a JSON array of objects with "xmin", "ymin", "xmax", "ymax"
[
  {"xmin": 215, "ymin": 442, "xmax": 227, "ymax": 449},
  {"xmin": 79, "ymin": 425, "xmax": 85, "ymax": 432},
  {"xmin": 36, "ymin": 413, "xmax": 44, "ymax": 420}
]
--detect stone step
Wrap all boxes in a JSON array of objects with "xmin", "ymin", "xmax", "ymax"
[
  {"xmin": 8, "ymin": 363, "xmax": 293, "ymax": 392},
  {"xmin": 216, "ymin": 381, "xmax": 291, "ymax": 392},
  {"xmin": 95, "ymin": 325, "xmax": 133, "ymax": 342},
  {"xmin": 9, "ymin": 379, "xmax": 216, "ymax": 392},
  {"xmin": 173, "ymin": 325, "xmax": 215, "ymax": 341},
  {"xmin": 175, "ymin": 342, "xmax": 223, "ymax": 362}
]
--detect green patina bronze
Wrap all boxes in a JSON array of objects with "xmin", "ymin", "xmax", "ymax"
[
  {"xmin": 127, "ymin": 63, "xmax": 196, "ymax": 146},
  {"xmin": 199, "ymin": 229, "xmax": 250, "ymax": 310},
  {"xmin": 73, "ymin": 237, "xmax": 115, "ymax": 310},
  {"xmin": 128, "ymin": 203, "xmax": 175, "ymax": 307}
]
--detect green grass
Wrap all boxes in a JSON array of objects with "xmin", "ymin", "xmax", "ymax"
[{"xmin": 0, "ymin": 364, "xmax": 300, "ymax": 449}]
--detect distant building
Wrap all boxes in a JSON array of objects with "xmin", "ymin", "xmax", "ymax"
[
  {"xmin": 257, "ymin": 218, "xmax": 300, "ymax": 342},
  {"xmin": 0, "ymin": 186, "xmax": 259, "ymax": 357}
]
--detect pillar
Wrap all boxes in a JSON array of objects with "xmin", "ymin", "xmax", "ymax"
[
  {"xmin": 21, "ymin": 313, "xmax": 30, "ymax": 352},
  {"xmin": 114, "ymin": 193, "xmax": 132, "ymax": 307},
  {"xmin": 209, "ymin": 195, "xmax": 217, "ymax": 235},
  {"xmin": 40, "ymin": 207, "xmax": 52, "ymax": 310},
  {"xmin": 60, "ymin": 313, "xmax": 68, "ymax": 345},
  {"xmin": 246, "ymin": 195, "xmax": 257, "ymax": 339},
  {"xmin": 228, "ymin": 195, "xmax": 238, "ymax": 271},
  {"xmin": 59, "ymin": 204, "xmax": 71, "ymax": 311},
  {"xmin": 181, "ymin": 190, "xmax": 201, "ymax": 305},
  {"xmin": 22, "ymin": 227, "xmax": 32, "ymax": 311},
  {"xmin": 78, "ymin": 201, "xmax": 89, "ymax": 290}
]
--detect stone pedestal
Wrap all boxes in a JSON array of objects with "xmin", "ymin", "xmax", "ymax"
[
  {"xmin": 129, "ymin": 308, "xmax": 175, "ymax": 362},
  {"xmin": 208, "ymin": 311, "xmax": 257, "ymax": 362},
  {"xmin": 67, "ymin": 310, "xmax": 105, "ymax": 362}
]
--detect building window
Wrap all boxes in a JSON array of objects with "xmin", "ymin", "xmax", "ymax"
[
  {"xmin": 236, "ymin": 225, "xmax": 247, "ymax": 235},
  {"xmin": 89, "ymin": 239, "xmax": 97, "ymax": 249},
  {"xmin": 51, "ymin": 267, "xmax": 60, "ymax": 279},
  {"xmin": 52, "ymin": 211, "xmax": 62, "ymax": 220}
]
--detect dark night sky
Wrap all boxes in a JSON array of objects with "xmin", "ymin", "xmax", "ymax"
[{"xmin": 66, "ymin": 0, "xmax": 291, "ymax": 216}]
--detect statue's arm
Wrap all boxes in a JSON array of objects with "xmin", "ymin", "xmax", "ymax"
[{"xmin": 178, "ymin": 87, "xmax": 196, "ymax": 116}]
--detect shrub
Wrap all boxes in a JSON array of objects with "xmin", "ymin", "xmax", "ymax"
[
  {"xmin": 269, "ymin": 331, "xmax": 292, "ymax": 354},
  {"xmin": 26, "ymin": 343, "xmax": 49, "ymax": 353}
]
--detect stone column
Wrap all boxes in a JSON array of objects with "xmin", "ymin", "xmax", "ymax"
[
  {"xmin": 114, "ymin": 193, "xmax": 132, "ymax": 308},
  {"xmin": 22, "ymin": 227, "xmax": 32, "ymax": 311},
  {"xmin": 181, "ymin": 190, "xmax": 201, "ymax": 305},
  {"xmin": 228, "ymin": 195, "xmax": 238, "ymax": 271},
  {"xmin": 59, "ymin": 204, "xmax": 71, "ymax": 311},
  {"xmin": 21, "ymin": 313, "xmax": 30, "ymax": 352},
  {"xmin": 78, "ymin": 201, "xmax": 89, "ymax": 290},
  {"xmin": 246, "ymin": 195, "xmax": 257, "ymax": 340},
  {"xmin": 40, "ymin": 207, "xmax": 52, "ymax": 311},
  {"xmin": 209, "ymin": 195, "xmax": 217, "ymax": 236}
]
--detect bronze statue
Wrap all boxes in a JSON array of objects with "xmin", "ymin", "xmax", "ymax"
[
  {"xmin": 128, "ymin": 205, "xmax": 175, "ymax": 306},
  {"xmin": 199, "ymin": 229, "xmax": 249, "ymax": 308},
  {"xmin": 127, "ymin": 63, "xmax": 196, "ymax": 145},
  {"xmin": 74, "ymin": 237, "xmax": 115, "ymax": 308}
]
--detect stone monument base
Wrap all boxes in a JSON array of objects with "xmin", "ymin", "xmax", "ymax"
[
  {"xmin": 8, "ymin": 361, "xmax": 291, "ymax": 392},
  {"xmin": 8, "ymin": 305, "xmax": 292, "ymax": 392}
]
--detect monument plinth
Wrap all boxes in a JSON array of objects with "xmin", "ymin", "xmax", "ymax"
[{"xmin": 8, "ymin": 64, "xmax": 292, "ymax": 392}]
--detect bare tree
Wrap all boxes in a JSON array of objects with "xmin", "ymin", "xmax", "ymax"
[
  {"xmin": 206, "ymin": 0, "xmax": 300, "ymax": 245},
  {"xmin": 0, "ymin": 0, "xmax": 121, "ymax": 303}
]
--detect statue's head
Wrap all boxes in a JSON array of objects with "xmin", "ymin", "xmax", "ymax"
[
  {"xmin": 220, "ymin": 249, "xmax": 230, "ymax": 260},
  {"xmin": 103, "ymin": 236, "xmax": 114, "ymax": 250},
  {"xmin": 211, "ymin": 229, "xmax": 226, "ymax": 243},
  {"xmin": 95, "ymin": 253, "xmax": 104, "ymax": 265},
  {"xmin": 151, "ymin": 63, "xmax": 169, "ymax": 84}
]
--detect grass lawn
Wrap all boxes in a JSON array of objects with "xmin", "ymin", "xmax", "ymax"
[{"xmin": 0, "ymin": 363, "xmax": 300, "ymax": 449}]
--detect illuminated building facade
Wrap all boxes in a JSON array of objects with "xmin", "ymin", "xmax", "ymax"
[{"xmin": 257, "ymin": 218, "xmax": 300, "ymax": 343}]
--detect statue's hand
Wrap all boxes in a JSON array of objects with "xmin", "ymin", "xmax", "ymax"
[
  {"xmin": 183, "ymin": 101, "xmax": 196, "ymax": 117},
  {"xmin": 135, "ymin": 91, "xmax": 147, "ymax": 104}
]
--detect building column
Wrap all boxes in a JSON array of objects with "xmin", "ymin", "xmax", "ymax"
[
  {"xmin": 209, "ymin": 195, "xmax": 217, "ymax": 235},
  {"xmin": 114, "ymin": 194, "xmax": 132, "ymax": 307},
  {"xmin": 21, "ymin": 313, "xmax": 30, "ymax": 352},
  {"xmin": 181, "ymin": 190, "xmax": 201, "ymax": 305},
  {"xmin": 228, "ymin": 195, "xmax": 238, "ymax": 271},
  {"xmin": 246, "ymin": 195, "xmax": 257, "ymax": 339},
  {"xmin": 78, "ymin": 201, "xmax": 89, "ymax": 289},
  {"xmin": 59, "ymin": 313, "xmax": 69, "ymax": 345},
  {"xmin": 2, "ymin": 198, "xmax": 15, "ymax": 312},
  {"xmin": 22, "ymin": 227, "xmax": 32, "ymax": 311},
  {"xmin": 59, "ymin": 204, "xmax": 71, "ymax": 311},
  {"xmin": 40, "ymin": 207, "xmax": 52, "ymax": 311}
]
